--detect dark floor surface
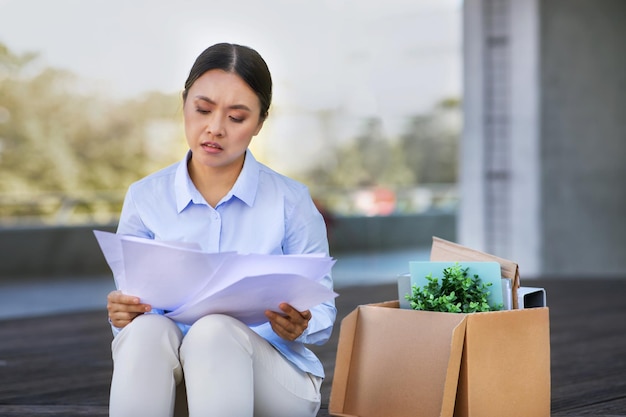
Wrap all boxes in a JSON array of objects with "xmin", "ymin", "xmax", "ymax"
[{"xmin": 1, "ymin": 278, "xmax": 625, "ymax": 416}]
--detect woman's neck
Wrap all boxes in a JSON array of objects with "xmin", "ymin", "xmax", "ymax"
[{"xmin": 188, "ymin": 156, "xmax": 244, "ymax": 208}]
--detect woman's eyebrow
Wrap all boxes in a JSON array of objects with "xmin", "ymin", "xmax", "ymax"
[{"xmin": 194, "ymin": 95, "xmax": 252, "ymax": 112}]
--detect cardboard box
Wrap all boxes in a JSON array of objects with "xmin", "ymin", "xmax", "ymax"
[{"xmin": 329, "ymin": 237, "xmax": 551, "ymax": 417}]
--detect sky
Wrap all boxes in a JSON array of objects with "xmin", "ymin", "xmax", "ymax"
[{"xmin": 0, "ymin": 0, "xmax": 462, "ymax": 173}]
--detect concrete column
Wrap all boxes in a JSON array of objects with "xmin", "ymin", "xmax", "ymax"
[{"xmin": 460, "ymin": 0, "xmax": 541, "ymax": 275}]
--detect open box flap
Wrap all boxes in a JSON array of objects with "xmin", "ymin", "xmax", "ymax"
[
  {"xmin": 455, "ymin": 307, "xmax": 551, "ymax": 417},
  {"xmin": 430, "ymin": 236, "xmax": 521, "ymax": 309},
  {"xmin": 330, "ymin": 302, "xmax": 467, "ymax": 417}
]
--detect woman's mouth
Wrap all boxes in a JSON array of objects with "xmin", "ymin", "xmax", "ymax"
[{"xmin": 201, "ymin": 141, "xmax": 223, "ymax": 151}]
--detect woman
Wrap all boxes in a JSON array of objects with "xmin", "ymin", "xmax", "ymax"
[{"xmin": 106, "ymin": 43, "xmax": 336, "ymax": 417}]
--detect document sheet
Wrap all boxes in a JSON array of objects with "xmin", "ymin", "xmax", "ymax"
[{"xmin": 94, "ymin": 230, "xmax": 337, "ymax": 326}]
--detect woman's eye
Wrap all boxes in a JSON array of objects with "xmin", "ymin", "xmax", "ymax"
[
  {"xmin": 229, "ymin": 116, "xmax": 244, "ymax": 123},
  {"xmin": 196, "ymin": 107, "xmax": 210, "ymax": 114}
]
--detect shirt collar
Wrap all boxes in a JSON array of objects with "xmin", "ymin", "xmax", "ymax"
[
  {"xmin": 174, "ymin": 149, "xmax": 260, "ymax": 213},
  {"xmin": 224, "ymin": 149, "xmax": 259, "ymax": 207},
  {"xmin": 174, "ymin": 151, "xmax": 196, "ymax": 213}
]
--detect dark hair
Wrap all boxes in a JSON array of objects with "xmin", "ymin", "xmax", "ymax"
[{"xmin": 182, "ymin": 43, "xmax": 273, "ymax": 120}]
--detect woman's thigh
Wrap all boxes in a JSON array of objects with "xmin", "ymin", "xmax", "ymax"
[{"xmin": 180, "ymin": 314, "xmax": 321, "ymax": 417}]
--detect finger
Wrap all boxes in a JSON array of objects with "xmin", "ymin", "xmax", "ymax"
[
  {"xmin": 107, "ymin": 290, "xmax": 141, "ymax": 306},
  {"xmin": 110, "ymin": 304, "xmax": 152, "ymax": 326},
  {"xmin": 107, "ymin": 291, "xmax": 151, "ymax": 314},
  {"xmin": 265, "ymin": 309, "xmax": 289, "ymax": 328},
  {"xmin": 300, "ymin": 310, "xmax": 312, "ymax": 321},
  {"xmin": 109, "ymin": 311, "xmax": 139, "ymax": 328},
  {"xmin": 265, "ymin": 309, "xmax": 307, "ymax": 341},
  {"xmin": 117, "ymin": 303, "xmax": 151, "ymax": 313},
  {"xmin": 265, "ymin": 310, "xmax": 292, "ymax": 334},
  {"xmin": 279, "ymin": 303, "xmax": 310, "ymax": 322},
  {"xmin": 278, "ymin": 302, "xmax": 295, "ymax": 314},
  {"xmin": 269, "ymin": 320, "xmax": 296, "ymax": 341}
]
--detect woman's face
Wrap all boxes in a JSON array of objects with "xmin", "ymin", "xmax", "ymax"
[{"xmin": 183, "ymin": 69, "xmax": 264, "ymax": 172}]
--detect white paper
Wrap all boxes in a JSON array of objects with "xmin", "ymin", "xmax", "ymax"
[
  {"xmin": 93, "ymin": 230, "xmax": 126, "ymax": 289},
  {"xmin": 121, "ymin": 238, "xmax": 237, "ymax": 310},
  {"xmin": 166, "ymin": 273, "xmax": 338, "ymax": 326},
  {"xmin": 501, "ymin": 278, "xmax": 513, "ymax": 310},
  {"xmin": 93, "ymin": 230, "xmax": 337, "ymax": 325}
]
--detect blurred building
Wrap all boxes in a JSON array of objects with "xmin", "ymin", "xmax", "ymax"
[{"xmin": 460, "ymin": 0, "xmax": 625, "ymax": 277}]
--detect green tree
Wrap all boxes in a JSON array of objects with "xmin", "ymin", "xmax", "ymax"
[
  {"xmin": 301, "ymin": 102, "xmax": 460, "ymax": 191},
  {"xmin": 0, "ymin": 42, "xmax": 183, "ymax": 195},
  {"xmin": 306, "ymin": 117, "xmax": 414, "ymax": 189},
  {"xmin": 399, "ymin": 101, "xmax": 460, "ymax": 184}
]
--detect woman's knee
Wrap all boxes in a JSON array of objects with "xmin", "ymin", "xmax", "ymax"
[
  {"xmin": 113, "ymin": 314, "xmax": 182, "ymax": 357},
  {"xmin": 187, "ymin": 314, "xmax": 247, "ymax": 337},
  {"xmin": 181, "ymin": 314, "xmax": 253, "ymax": 356}
]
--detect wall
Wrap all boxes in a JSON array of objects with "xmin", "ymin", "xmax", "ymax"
[
  {"xmin": 0, "ymin": 212, "xmax": 456, "ymax": 278},
  {"xmin": 0, "ymin": 224, "xmax": 116, "ymax": 278},
  {"xmin": 461, "ymin": 0, "xmax": 626, "ymax": 278},
  {"xmin": 540, "ymin": 0, "xmax": 626, "ymax": 276},
  {"xmin": 329, "ymin": 212, "xmax": 457, "ymax": 253}
]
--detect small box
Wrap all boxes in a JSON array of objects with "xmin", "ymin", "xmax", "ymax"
[{"xmin": 517, "ymin": 287, "xmax": 547, "ymax": 309}]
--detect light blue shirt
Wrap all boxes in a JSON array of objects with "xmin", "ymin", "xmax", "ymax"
[{"xmin": 115, "ymin": 149, "xmax": 336, "ymax": 378}]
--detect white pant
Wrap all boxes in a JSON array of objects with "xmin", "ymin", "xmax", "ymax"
[{"xmin": 109, "ymin": 314, "xmax": 322, "ymax": 417}]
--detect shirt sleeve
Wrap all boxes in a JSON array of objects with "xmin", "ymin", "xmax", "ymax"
[
  {"xmin": 284, "ymin": 189, "xmax": 337, "ymax": 346},
  {"xmin": 110, "ymin": 186, "xmax": 158, "ymax": 336},
  {"xmin": 116, "ymin": 186, "xmax": 153, "ymax": 238},
  {"xmin": 295, "ymin": 277, "xmax": 336, "ymax": 346}
]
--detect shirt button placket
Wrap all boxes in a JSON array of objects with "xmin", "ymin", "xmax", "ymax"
[{"xmin": 207, "ymin": 210, "xmax": 221, "ymax": 251}]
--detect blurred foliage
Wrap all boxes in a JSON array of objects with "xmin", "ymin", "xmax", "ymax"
[
  {"xmin": 0, "ymin": 41, "xmax": 460, "ymax": 222},
  {"xmin": 0, "ymin": 42, "xmax": 185, "ymax": 197},
  {"xmin": 300, "ymin": 101, "xmax": 460, "ymax": 189},
  {"xmin": 399, "ymin": 105, "xmax": 459, "ymax": 184}
]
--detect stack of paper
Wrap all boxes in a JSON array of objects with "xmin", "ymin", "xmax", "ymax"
[{"xmin": 93, "ymin": 230, "xmax": 337, "ymax": 326}]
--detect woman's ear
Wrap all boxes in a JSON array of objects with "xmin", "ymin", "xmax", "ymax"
[{"xmin": 253, "ymin": 116, "xmax": 266, "ymax": 136}]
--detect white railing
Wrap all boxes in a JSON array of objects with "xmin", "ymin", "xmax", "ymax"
[
  {"xmin": 311, "ymin": 184, "xmax": 459, "ymax": 217},
  {"xmin": 0, "ymin": 184, "xmax": 458, "ymax": 227},
  {"xmin": 0, "ymin": 191, "xmax": 126, "ymax": 226}
]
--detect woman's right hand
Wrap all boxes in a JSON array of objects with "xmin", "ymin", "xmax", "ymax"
[{"xmin": 107, "ymin": 290, "xmax": 152, "ymax": 328}]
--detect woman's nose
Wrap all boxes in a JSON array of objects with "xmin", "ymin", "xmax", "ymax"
[{"xmin": 206, "ymin": 114, "xmax": 225, "ymax": 137}]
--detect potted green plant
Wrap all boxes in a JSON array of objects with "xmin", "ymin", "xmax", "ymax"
[{"xmin": 406, "ymin": 262, "xmax": 503, "ymax": 313}]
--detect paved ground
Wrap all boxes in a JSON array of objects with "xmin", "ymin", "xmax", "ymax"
[{"xmin": 1, "ymin": 277, "xmax": 625, "ymax": 416}]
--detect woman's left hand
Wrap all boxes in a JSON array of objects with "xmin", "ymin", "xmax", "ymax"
[{"xmin": 265, "ymin": 303, "xmax": 311, "ymax": 341}]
